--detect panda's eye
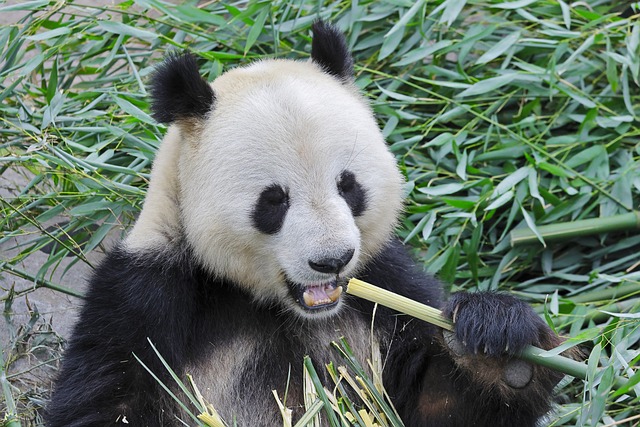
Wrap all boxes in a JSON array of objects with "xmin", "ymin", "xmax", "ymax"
[
  {"xmin": 262, "ymin": 186, "xmax": 289, "ymax": 206},
  {"xmin": 337, "ymin": 171, "xmax": 367, "ymax": 217},
  {"xmin": 337, "ymin": 171, "xmax": 356, "ymax": 194},
  {"xmin": 252, "ymin": 185, "xmax": 289, "ymax": 235}
]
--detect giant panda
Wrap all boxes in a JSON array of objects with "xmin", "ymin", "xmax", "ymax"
[{"xmin": 46, "ymin": 21, "xmax": 564, "ymax": 427}]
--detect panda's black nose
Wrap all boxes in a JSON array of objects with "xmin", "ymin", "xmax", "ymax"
[{"xmin": 309, "ymin": 249, "xmax": 354, "ymax": 274}]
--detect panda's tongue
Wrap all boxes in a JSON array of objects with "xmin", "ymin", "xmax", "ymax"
[{"xmin": 302, "ymin": 283, "xmax": 343, "ymax": 307}]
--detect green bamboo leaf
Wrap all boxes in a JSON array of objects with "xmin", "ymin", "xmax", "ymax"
[
  {"xmin": 387, "ymin": 0, "xmax": 424, "ymax": 37},
  {"xmin": 25, "ymin": 27, "xmax": 71, "ymax": 41},
  {"xmin": 18, "ymin": 52, "xmax": 45, "ymax": 76},
  {"xmin": 610, "ymin": 368, "xmax": 640, "ymax": 398},
  {"xmin": 46, "ymin": 57, "xmax": 58, "ymax": 104},
  {"xmin": 520, "ymin": 205, "xmax": 545, "ymax": 247},
  {"xmin": 443, "ymin": 198, "xmax": 476, "ymax": 209},
  {"xmin": 417, "ymin": 182, "xmax": 464, "ymax": 196},
  {"xmin": 558, "ymin": 0, "xmax": 571, "ymax": 29},
  {"xmin": 456, "ymin": 149, "xmax": 468, "ymax": 180},
  {"xmin": 83, "ymin": 221, "xmax": 118, "ymax": 254},
  {"xmin": 98, "ymin": 21, "xmax": 158, "ymax": 40},
  {"xmin": 427, "ymin": 245, "xmax": 455, "ymax": 274},
  {"xmin": 412, "ymin": 76, "xmax": 471, "ymax": 89},
  {"xmin": 558, "ymin": 34, "xmax": 595, "ymax": 74},
  {"xmin": 456, "ymin": 73, "xmax": 519, "ymax": 97},
  {"xmin": 556, "ymin": 82, "xmax": 596, "ymax": 108},
  {"xmin": 394, "ymin": 40, "xmax": 453, "ymax": 66},
  {"xmin": 538, "ymin": 161, "xmax": 573, "ymax": 178},
  {"xmin": 485, "ymin": 190, "xmax": 513, "ymax": 211},
  {"xmin": 492, "ymin": 166, "xmax": 530, "ymax": 197},
  {"xmin": 421, "ymin": 211, "xmax": 438, "ymax": 241},
  {"xmin": 621, "ymin": 68, "xmax": 636, "ymax": 118},
  {"xmin": 475, "ymin": 30, "xmax": 520, "ymax": 65},
  {"xmin": 244, "ymin": 7, "xmax": 269, "ymax": 55},
  {"xmin": 605, "ymin": 39, "xmax": 619, "ymax": 92},
  {"xmin": 628, "ymin": 22, "xmax": 639, "ymax": 56},
  {"xmin": 0, "ymin": 0, "xmax": 48, "ymax": 10},
  {"xmin": 375, "ymin": 83, "xmax": 417, "ymax": 102},
  {"xmin": 604, "ymin": 51, "xmax": 634, "ymax": 68},
  {"xmin": 600, "ymin": 311, "xmax": 640, "ymax": 319},
  {"xmin": 440, "ymin": 0, "xmax": 468, "ymax": 27},
  {"xmin": 493, "ymin": 0, "xmax": 539, "ymax": 9},
  {"xmin": 404, "ymin": 211, "xmax": 436, "ymax": 243},
  {"xmin": 528, "ymin": 168, "xmax": 544, "ymax": 204},
  {"xmin": 68, "ymin": 202, "xmax": 111, "ymax": 216},
  {"xmin": 175, "ymin": 5, "xmax": 227, "ymax": 25},
  {"xmin": 440, "ymin": 242, "xmax": 460, "ymax": 283},
  {"xmin": 379, "ymin": 24, "xmax": 404, "ymax": 60},
  {"xmin": 538, "ymin": 328, "xmax": 601, "ymax": 357},
  {"xmin": 565, "ymin": 145, "xmax": 606, "ymax": 169},
  {"xmin": 113, "ymin": 95, "xmax": 155, "ymax": 125}
]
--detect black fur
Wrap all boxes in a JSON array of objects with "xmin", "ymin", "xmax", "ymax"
[
  {"xmin": 442, "ymin": 292, "xmax": 548, "ymax": 356},
  {"xmin": 338, "ymin": 170, "xmax": 367, "ymax": 216},
  {"xmin": 47, "ymin": 239, "xmax": 562, "ymax": 426},
  {"xmin": 150, "ymin": 52, "xmax": 215, "ymax": 124},
  {"xmin": 252, "ymin": 184, "xmax": 290, "ymax": 234},
  {"xmin": 311, "ymin": 20, "xmax": 354, "ymax": 81}
]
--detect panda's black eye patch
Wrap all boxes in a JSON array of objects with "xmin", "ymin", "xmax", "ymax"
[
  {"xmin": 252, "ymin": 185, "xmax": 290, "ymax": 235},
  {"xmin": 338, "ymin": 170, "xmax": 367, "ymax": 217}
]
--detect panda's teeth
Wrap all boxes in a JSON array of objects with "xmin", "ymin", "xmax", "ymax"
[
  {"xmin": 303, "ymin": 292, "xmax": 316, "ymax": 307},
  {"xmin": 301, "ymin": 283, "xmax": 342, "ymax": 307},
  {"xmin": 327, "ymin": 285, "xmax": 342, "ymax": 303}
]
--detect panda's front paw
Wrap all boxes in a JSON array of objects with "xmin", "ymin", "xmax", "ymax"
[
  {"xmin": 443, "ymin": 330, "xmax": 534, "ymax": 388},
  {"xmin": 442, "ymin": 292, "xmax": 546, "ymax": 357}
]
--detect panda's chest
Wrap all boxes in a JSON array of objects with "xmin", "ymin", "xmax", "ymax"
[{"xmin": 188, "ymin": 310, "xmax": 374, "ymax": 423}]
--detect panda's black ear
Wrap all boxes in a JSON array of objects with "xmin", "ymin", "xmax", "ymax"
[
  {"xmin": 311, "ymin": 20, "xmax": 354, "ymax": 82},
  {"xmin": 150, "ymin": 52, "xmax": 216, "ymax": 124}
]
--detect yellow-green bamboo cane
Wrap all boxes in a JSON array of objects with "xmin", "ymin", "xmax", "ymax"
[
  {"xmin": 346, "ymin": 278, "xmax": 630, "ymax": 391},
  {"xmin": 510, "ymin": 211, "xmax": 640, "ymax": 246}
]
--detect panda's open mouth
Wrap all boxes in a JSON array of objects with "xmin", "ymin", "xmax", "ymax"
[{"xmin": 290, "ymin": 280, "xmax": 343, "ymax": 311}]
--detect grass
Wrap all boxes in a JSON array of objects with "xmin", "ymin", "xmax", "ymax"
[{"xmin": 1, "ymin": 0, "xmax": 639, "ymax": 425}]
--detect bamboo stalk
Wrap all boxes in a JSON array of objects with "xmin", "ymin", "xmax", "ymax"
[
  {"xmin": 569, "ymin": 283, "xmax": 640, "ymax": 304},
  {"xmin": 510, "ymin": 211, "xmax": 640, "ymax": 246},
  {"xmin": 346, "ymin": 278, "xmax": 630, "ymax": 391},
  {"xmin": 0, "ymin": 263, "xmax": 84, "ymax": 299},
  {"xmin": 348, "ymin": 279, "xmax": 454, "ymax": 331}
]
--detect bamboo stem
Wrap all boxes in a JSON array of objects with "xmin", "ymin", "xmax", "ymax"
[
  {"xmin": 510, "ymin": 211, "xmax": 640, "ymax": 246},
  {"xmin": 346, "ymin": 278, "xmax": 630, "ymax": 391},
  {"xmin": 348, "ymin": 279, "xmax": 454, "ymax": 331},
  {"xmin": 0, "ymin": 263, "xmax": 84, "ymax": 299},
  {"xmin": 569, "ymin": 283, "xmax": 640, "ymax": 304}
]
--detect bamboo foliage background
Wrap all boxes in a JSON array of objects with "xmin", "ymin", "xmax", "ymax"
[{"xmin": 1, "ymin": 0, "xmax": 639, "ymax": 425}]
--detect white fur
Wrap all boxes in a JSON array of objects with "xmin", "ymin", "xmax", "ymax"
[{"xmin": 126, "ymin": 59, "xmax": 404, "ymax": 316}]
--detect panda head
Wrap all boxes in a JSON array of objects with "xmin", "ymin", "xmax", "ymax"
[{"xmin": 138, "ymin": 21, "xmax": 404, "ymax": 319}]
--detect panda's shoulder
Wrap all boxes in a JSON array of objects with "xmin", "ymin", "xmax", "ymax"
[{"xmin": 83, "ymin": 244, "xmax": 233, "ymax": 320}]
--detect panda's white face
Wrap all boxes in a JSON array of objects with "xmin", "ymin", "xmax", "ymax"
[
  {"xmin": 126, "ymin": 23, "xmax": 404, "ymax": 319},
  {"xmin": 175, "ymin": 60, "xmax": 403, "ymax": 318}
]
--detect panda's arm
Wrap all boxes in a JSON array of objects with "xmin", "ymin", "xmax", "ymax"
[
  {"xmin": 356, "ymin": 239, "xmax": 565, "ymax": 427},
  {"xmin": 46, "ymin": 245, "xmax": 201, "ymax": 427}
]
